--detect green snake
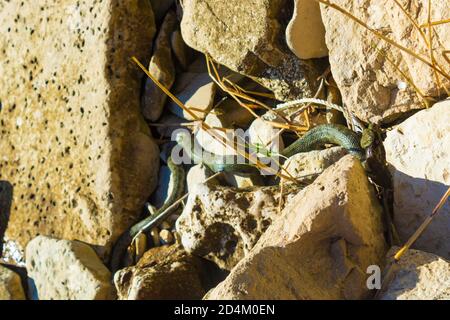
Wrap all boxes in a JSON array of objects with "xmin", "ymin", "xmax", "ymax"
[
  {"xmin": 175, "ymin": 123, "xmax": 366, "ymax": 173},
  {"xmin": 110, "ymin": 157, "xmax": 185, "ymax": 273},
  {"xmin": 111, "ymin": 123, "xmax": 369, "ymax": 271}
]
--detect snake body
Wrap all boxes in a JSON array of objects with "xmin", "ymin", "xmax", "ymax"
[
  {"xmin": 110, "ymin": 157, "xmax": 185, "ymax": 273},
  {"xmin": 176, "ymin": 123, "xmax": 365, "ymax": 174},
  {"xmin": 281, "ymin": 124, "xmax": 364, "ymax": 159},
  {"xmin": 111, "ymin": 123, "xmax": 364, "ymax": 271}
]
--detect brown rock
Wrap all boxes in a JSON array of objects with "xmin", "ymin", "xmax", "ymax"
[
  {"xmin": 176, "ymin": 183, "xmax": 303, "ymax": 270},
  {"xmin": 167, "ymin": 72, "xmax": 217, "ymax": 120},
  {"xmin": 320, "ymin": 0, "xmax": 449, "ymax": 123},
  {"xmin": 0, "ymin": 264, "xmax": 26, "ymax": 300},
  {"xmin": 206, "ymin": 156, "xmax": 387, "ymax": 299},
  {"xmin": 171, "ymin": 29, "xmax": 193, "ymax": 70},
  {"xmin": 0, "ymin": 0, "xmax": 158, "ymax": 261},
  {"xmin": 114, "ymin": 244, "xmax": 221, "ymax": 300},
  {"xmin": 142, "ymin": 11, "xmax": 177, "ymax": 121},
  {"xmin": 180, "ymin": 0, "xmax": 322, "ymax": 101}
]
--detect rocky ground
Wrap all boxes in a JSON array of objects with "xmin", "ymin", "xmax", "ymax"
[{"xmin": 0, "ymin": 0, "xmax": 449, "ymax": 300}]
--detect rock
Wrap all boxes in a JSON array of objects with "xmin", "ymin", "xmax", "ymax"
[
  {"xmin": 286, "ymin": 0, "xmax": 328, "ymax": 59},
  {"xmin": 222, "ymin": 173, "xmax": 264, "ymax": 189},
  {"xmin": 171, "ymin": 29, "xmax": 193, "ymax": 70},
  {"xmin": 379, "ymin": 247, "xmax": 450, "ymax": 300},
  {"xmin": 206, "ymin": 155, "xmax": 387, "ymax": 299},
  {"xmin": 176, "ymin": 183, "xmax": 302, "ymax": 270},
  {"xmin": 142, "ymin": 11, "xmax": 177, "ymax": 121},
  {"xmin": 155, "ymin": 113, "xmax": 185, "ymax": 138},
  {"xmin": 0, "ymin": 0, "xmax": 159, "ymax": 261},
  {"xmin": 195, "ymin": 115, "xmax": 241, "ymax": 157},
  {"xmin": 135, "ymin": 233, "xmax": 147, "ymax": 262},
  {"xmin": 0, "ymin": 264, "xmax": 26, "ymax": 300},
  {"xmin": 206, "ymin": 98, "xmax": 254, "ymax": 129},
  {"xmin": 320, "ymin": 0, "xmax": 449, "ymax": 123},
  {"xmin": 281, "ymin": 147, "xmax": 348, "ymax": 184},
  {"xmin": 150, "ymin": 228, "xmax": 160, "ymax": 247},
  {"xmin": 167, "ymin": 72, "xmax": 216, "ymax": 120},
  {"xmin": 150, "ymin": 0, "xmax": 175, "ymax": 25},
  {"xmin": 114, "ymin": 244, "xmax": 221, "ymax": 300},
  {"xmin": 180, "ymin": 0, "xmax": 322, "ymax": 101},
  {"xmin": 159, "ymin": 230, "xmax": 175, "ymax": 245},
  {"xmin": 247, "ymin": 118, "xmax": 284, "ymax": 155},
  {"xmin": 25, "ymin": 236, "xmax": 115, "ymax": 300},
  {"xmin": 384, "ymin": 100, "xmax": 450, "ymax": 259},
  {"xmin": 186, "ymin": 164, "xmax": 219, "ymax": 192}
]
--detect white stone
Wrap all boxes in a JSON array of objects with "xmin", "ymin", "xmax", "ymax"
[
  {"xmin": 384, "ymin": 100, "xmax": 450, "ymax": 259},
  {"xmin": 25, "ymin": 236, "xmax": 115, "ymax": 300},
  {"xmin": 380, "ymin": 247, "xmax": 450, "ymax": 300}
]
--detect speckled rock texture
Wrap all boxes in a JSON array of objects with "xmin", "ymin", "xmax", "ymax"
[
  {"xmin": 26, "ymin": 236, "xmax": 115, "ymax": 300},
  {"xmin": 0, "ymin": 0, "xmax": 159, "ymax": 260},
  {"xmin": 206, "ymin": 156, "xmax": 387, "ymax": 299},
  {"xmin": 320, "ymin": 0, "xmax": 449, "ymax": 123},
  {"xmin": 114, "ymin": 244, "xmax": 222, "ymax": 300},
  {"xmin": 180, "ymin": 0, "xmax": 322, "ymax": 101},
  {"xmin": 176, "ymin": 183, "xmax": 303, "ymax": 270},
  {"xmin": 0, "ymin": 264, "xmax": 26, "ymax": 300},
  {"xmin": 384, "ymin": 100, "xmax": 450, "ymax": 259},
  {"xmin": 380, "ymin": 247, "xmax": 450, "ymax": 300}
]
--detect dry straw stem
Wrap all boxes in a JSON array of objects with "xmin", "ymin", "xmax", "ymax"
[{"xmin": 315, "ymin": 0, "xmax": 450, "ymax": 82}]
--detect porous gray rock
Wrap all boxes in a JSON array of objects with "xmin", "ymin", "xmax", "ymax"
[{"xmin": 176, "ymin": 183, "xmax": 303, "ymax": 270}]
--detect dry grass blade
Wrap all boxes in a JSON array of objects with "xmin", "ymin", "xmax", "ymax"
[{"xmin": 420, "ymin": 18, "xmax": 450, "ymax": 28}]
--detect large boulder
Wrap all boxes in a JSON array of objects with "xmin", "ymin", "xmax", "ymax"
[
  {"xmin": 25, "ymin": 236, "xmax": 115, "ymax": 300},
  {"xmin": 384, "ymin": 100, "xmax": 450, "ymax": 259},
  {"xmin": 379, "ymin": 247, "xmax": 450, "ymax": 300},
  {"xmin": 320, "ymin": 0, "xmax": 449, "ymax": 123},
  {"xmin": 206, "ymin": 156, "xmax": 387, "ymax": 299},
  {"xmin": 0, "ymin": 0, "xmax": 159, "ymax": 261},
  {"xmin": 180, "ymin": 0, "xmax": 322, "ymax": 101}
]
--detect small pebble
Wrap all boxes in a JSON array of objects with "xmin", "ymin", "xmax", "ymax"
[
  {"xmin": 159, "ymin": 229, "xmax": 175, "ymax": 245},
  {"xmin": 135, "ymin": 233, "xmax": 147, "ymax": 263},
  {"xmin": 160, "ymin": 221, "xmax": 171, "ymax": 230},
  {"xmin": 150, "ymin": 227, "xmax": 160, "ymax": 247}
]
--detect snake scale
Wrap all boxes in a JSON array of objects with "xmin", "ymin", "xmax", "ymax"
[{"xmin": 110, "ymin": 123, "xmax": 366, "ymax": 271}]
